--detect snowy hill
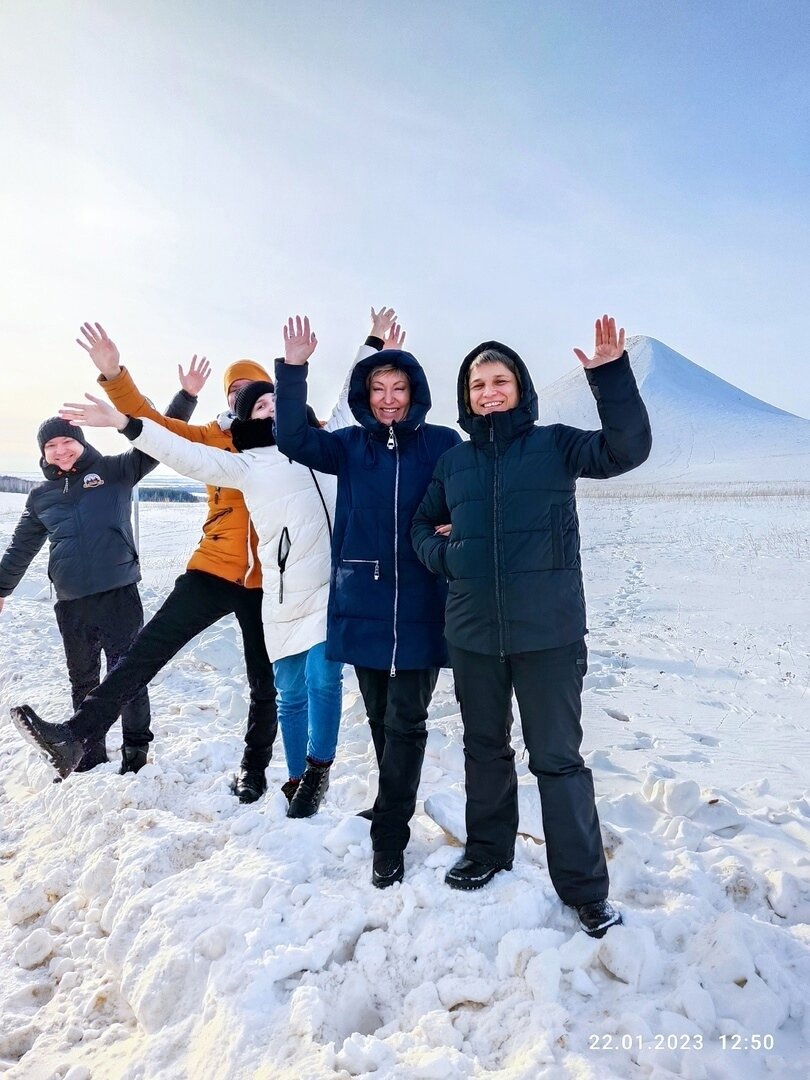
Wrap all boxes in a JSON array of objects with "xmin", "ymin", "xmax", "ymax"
[{"xmin": 538, "ymin": 336, "xmax": 810, "ymax": 485}]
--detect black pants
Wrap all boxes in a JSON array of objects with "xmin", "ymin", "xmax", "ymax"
[
  {"xmin": 448, "ymin": 639, "xmax": 609, "ymax": 906},
  {"xmin": 355, "ymin": 665, "xmax": 439, "ymax": 854},
  {"xmin": 55, "ymin": 584, "xmax": 150, "ymax": 758},
  {"xmin": 68, "ymin": 571, "xmax": 277, "ymax": 765}
]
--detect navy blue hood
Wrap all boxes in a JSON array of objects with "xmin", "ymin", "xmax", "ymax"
[{"xmin": 348, "ymin": 350, "xmax": 432, "ymax": 439}]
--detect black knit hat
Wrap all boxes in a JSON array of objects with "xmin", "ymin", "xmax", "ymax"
[
  {"xmin": 234, "ymin": 380, "xmax": 275, "ymax": 421},
  {"xmin": 37, "ymin": 417, "xmax": 88, "ymax": 453}
]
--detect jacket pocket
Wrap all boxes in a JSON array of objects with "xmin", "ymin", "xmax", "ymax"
[
  {"xmin": 111, "ymin": 525, "xmax": 139, "ymax": 565},
  {"xmin": 341, "ymin": 558, "xmax": 380, "ymax": 581},
  {"xmin": 550, "ymin": 505, "xmax": 563, "ymax": 570}
]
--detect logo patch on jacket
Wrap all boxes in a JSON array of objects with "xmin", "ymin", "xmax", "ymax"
[{"xmin": 83, "ymin": 473, "xmax": 104, "ymax": 489}]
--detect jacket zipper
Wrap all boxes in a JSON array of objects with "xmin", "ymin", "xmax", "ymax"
[
  {"xmin": 277, "ymin": 526, "xmax": 291, "ymax": 604},
  {"xmin": 491, "ymin": 426, "xmax": 506, "ymax": 660},
  {"xmin": 389, "ymin": 426, "xmax": 400, "ymax": 677}
]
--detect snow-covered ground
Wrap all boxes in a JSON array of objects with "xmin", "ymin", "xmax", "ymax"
[{"xmin": 1, "ymin": 489, "xmax": 809, "ymax": 1079}]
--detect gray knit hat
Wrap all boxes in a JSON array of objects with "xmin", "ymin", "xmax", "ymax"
[{"xmin": 37, "ymin": 417, "xmax": 88, "ymax": 453}]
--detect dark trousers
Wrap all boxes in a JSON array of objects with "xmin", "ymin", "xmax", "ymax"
[
  {"xmin": 448, "ymin": 639, "xmax": 609, "ymax": 906},
  {"xmin": 68, "ymin": 571, "xmax": 277, "ymax": 765},
  {"xmin": 355, "ymin": 665, "xmax": 439, "ymax": 853},
  {"xmin": 55, "ymin": 584, "xmax": 150, "ymax": 757}
]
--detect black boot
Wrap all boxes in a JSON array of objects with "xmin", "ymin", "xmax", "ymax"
[
  {"xmin": 75, "ymin": 739, "xmax": 109, "ymax": 772},
  {"xmin": 119, "ymin": 746, "xmax": 148, "ymax": 775},
  {"xmin": 372, "ymin": 851, "xmax": 404, "ymax": 888},
  {"xmin": 575, "ymin": 900, "xmax": 622, "ymax": 938},
  {"xmin": 445, "ymin": 856, "xmax": 513, "ymax": 891},
  {"xmin": 287, "ymin": 758, "xmax": 331, "ymax": 818},
  {"xmin": 10, "ymin": 705, "xmax": 87, "ymax": 779},
  {"xmin": 281, "ymin": 778, "xmax": 300, "ymax": 804},
  {"xmin": 232, "ymin": 766, "xmax": 268, "ymax": 804}
]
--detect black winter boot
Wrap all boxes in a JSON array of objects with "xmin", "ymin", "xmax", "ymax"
[
  {"xmin": 232, "ymin": 766, "xmax": 268, "ymax": 804},
  {"xmin": 281, "ymin": 778, "xmax": 300, "ymax": 804},
  {"xmin": 445, "ymin": 856, "xmax": 513, "ymax": 891},
  {"xmin": 287, "ymin": 758, "xmax": 331, "ymax": 818},
  {"xmin": 372, "ymin": 851, "xmax": 404, "ymax": 888},
  {"xmin": 119, "ymin": 746, "xmax": 148, "ymax": 775},
  {"xmin": 10, "ymin": 705, "xmax": 87, "ymax": 779},
  {"xmin": 75, "ymin": 739, "xmax": 109, "ymax": 772},
  {"xmin": 575, "ymin": 900, "xmax": 622, "ymax": 938}
]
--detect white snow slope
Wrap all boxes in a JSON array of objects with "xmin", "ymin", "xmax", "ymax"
[
  {"xmin": 538, "ymin": 336, "xmax": 810, "ymax": 486},
  {"xmin": 1, "ymin": 482, "xmax": 809, "ymax": 1079}
]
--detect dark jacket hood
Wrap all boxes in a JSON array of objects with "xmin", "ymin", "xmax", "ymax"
[
  {"xmin": 348, "ymin": 350, "xmax": 432, "ymax": 439},
  {"xmin": 457, "ymin": 340, "xmax": 538, "ymax": 442},
  {"xmin": 40, "ymin": 443, "xmax": 101, "ymax": 481}
]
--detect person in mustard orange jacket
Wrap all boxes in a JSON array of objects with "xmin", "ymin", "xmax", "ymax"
[{"xmin": 19, "ymin": 322, "xmax": 280, "ymax": 797}]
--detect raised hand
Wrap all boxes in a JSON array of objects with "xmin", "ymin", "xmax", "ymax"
[
  {"xmin": 76, "ymin": 322, "xmax": 121, "ymax": 378},
  {"xmin": 382, "ymin": 321, "xmax": 407, "ymax": 351},
  {"xmin": 370, "ymin": 306, "xmax": 397, "ymax": 340},
  {"xmin": 178, "ymin": 355, "xmax": 211, "ymax": 396},
  {"xmin": 283, "ymin": 315, "xmax": 318, "ymax": 366},
  {"xmin": 573, "ymin": 315, "xmax": 626, "ymax": 369},
  {"xmin": 59, "ymin": 393, "xmax": 128, "ymax": 431}
]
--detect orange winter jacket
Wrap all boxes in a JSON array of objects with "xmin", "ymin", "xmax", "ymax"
[{"xmin": 98, "ymin": 364, "xmax": 270, "ymax": 588}]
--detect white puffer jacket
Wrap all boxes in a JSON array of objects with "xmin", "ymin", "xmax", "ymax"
[{"xmin": 130, "ymin": 419, "xmax": 336, "ymax": 663}]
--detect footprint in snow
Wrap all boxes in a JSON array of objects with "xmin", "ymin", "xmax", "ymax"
[{"xmin": 603, "ymin": 707, "xmax": 631, "ymax": 722}]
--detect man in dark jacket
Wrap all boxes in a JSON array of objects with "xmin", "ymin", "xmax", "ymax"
[
  {"xmin": 0, "ymin": 376, "xmax": 199, "ymax": 772},
  {"xmin": 274, "ymin": 313, "xmax": 460, "ymax": 888},
  {"xmin": 412, "ymin": 315, "xmax": 651, "ymax": 937}
]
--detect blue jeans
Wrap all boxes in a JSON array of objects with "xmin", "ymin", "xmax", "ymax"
[{"xmin": 273, "ymin": 641, "xmax": 343, "ymax": 779}]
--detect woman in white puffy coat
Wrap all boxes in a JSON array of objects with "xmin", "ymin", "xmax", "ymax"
[{"xmin": 63, "ymin": 335, "xmax": 386, "ymax": 818}]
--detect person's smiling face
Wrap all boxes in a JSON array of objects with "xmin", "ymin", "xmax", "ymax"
[
  {"xmin": 369, "ymin": 370, "xmax": 411, "ymax": 425},
  {"xmin": 43, "ymin": 436, "xmax": 84, "ymax": 471},
  {"xmin": 468, "ymin": 361, "xmax": 520, "ymax": 416}
]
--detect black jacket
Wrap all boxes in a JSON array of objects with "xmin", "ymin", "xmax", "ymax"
[
  {"xmin": 0, "ymin": 390, "xmax": 196, "ymax": 602},
  {"xmin": 411, "ymin": 343, "xmax": 652, "ymax": 656}
]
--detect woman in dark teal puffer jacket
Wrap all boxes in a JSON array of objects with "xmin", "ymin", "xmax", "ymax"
[{"xmin": 412, "ymin": 316, "xmax": 651, "ymax": 938}]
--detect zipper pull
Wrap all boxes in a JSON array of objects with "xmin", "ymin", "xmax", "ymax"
[
  {"xmin": 390, "ymin": 662, "xmax": 396, "ymax": 678},
  {"xmin": 63, "ymin": 477, "xmax": 69, "ymax": 494},
  {"xmin": 387, "ymin": 426, "xmax": 395, "ymax": 450},
  {"xmin": 374, "ymin": 561, "xmax": 380, "ymax": 581}
]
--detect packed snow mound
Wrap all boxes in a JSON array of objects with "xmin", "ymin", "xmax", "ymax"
[{"xmin": 538, "ymin": 335, "xmax": 810, "ymax": 485}]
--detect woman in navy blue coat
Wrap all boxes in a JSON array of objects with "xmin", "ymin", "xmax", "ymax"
[{"xmin": 274, "ymin": 312, "xmax": 460, "ymax": 888}]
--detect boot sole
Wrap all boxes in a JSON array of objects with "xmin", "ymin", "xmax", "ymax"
[{"xmin": 10, "ymin": 705, "xmax": 84, "ymax": 779}]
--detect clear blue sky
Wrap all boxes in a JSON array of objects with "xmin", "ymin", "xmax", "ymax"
[{"xmin": 2, "ymin": 0, "xmax": 808, "ymax": 469}]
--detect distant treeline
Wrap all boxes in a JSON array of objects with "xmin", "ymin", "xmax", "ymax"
[{"xmin": 0, "ymin": 475, "xmax": 202, "ymax": 503}]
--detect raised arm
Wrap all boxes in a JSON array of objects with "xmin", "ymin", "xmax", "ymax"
[
  {"xmin": 273, "ymin": 316, "xmax": 345, "ymax": 474},
  {"xmin": 59, "ymin": 397, "xmax": 249, "ymax": 492},
  {"xmin": 557, "ymin": 315, "xmax": 652, "ymax": 479},
  {"xmin": 323, "ymin": 306, "xmax": 395, "ymax": 431},
  {"xmin": 0, "ymin": 500, "xmax": 49, "ymax": 606},
  {"xmin": 78, "ymin": 322, "xmax": 216, "ymax": 443}
]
